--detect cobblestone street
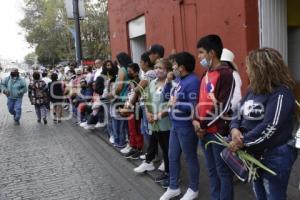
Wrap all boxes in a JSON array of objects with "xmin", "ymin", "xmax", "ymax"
[{"xmin": 0, "ymin": 94, "xmax": 163, "ymax": 200}]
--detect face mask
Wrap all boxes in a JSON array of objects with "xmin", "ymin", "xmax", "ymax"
[{"xmin": 200, "ymin": 58, "xmax": 212, "ymax": 68}]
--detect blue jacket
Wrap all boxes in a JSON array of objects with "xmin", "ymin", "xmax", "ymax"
[
  {"xmin": 1, "ymin": 76, "xmax": 27, "ymax": 99},
  {"xmin": 168, "ymin": 73, "xmax": 200, "ymax": 127},
  {"xmin": 230, "ymin": 86, "xmax": 295, "ymax": 154}
]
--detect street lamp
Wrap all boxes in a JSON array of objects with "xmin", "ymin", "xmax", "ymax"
[
  {"xmin": 64, "ymin": 0, "xmax": 85, "ymax": 66},
  {"xmin": 73, "ymin": 0, "xmax": 82, "ymax": 66}
]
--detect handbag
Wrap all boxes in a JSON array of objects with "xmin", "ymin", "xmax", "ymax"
[{"xmin": 220, "ymin": 148, "xmax": 249, "ymax": 182}]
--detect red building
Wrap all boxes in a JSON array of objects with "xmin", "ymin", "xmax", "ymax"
[{"xmin": 108, "ymin": 0, "xmax": 300, "ymax": 97}]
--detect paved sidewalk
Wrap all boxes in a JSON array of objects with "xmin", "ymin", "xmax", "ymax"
[
  {"xmin": 0, "ymin": 94, "xmax": 299, "ymax": 199},
  {"xmin": 0, "ymin": 95, "xmax": 163, "ymax": 200}
]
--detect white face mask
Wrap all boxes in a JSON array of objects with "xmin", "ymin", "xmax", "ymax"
[{"xmin": 200, "ymin": 58, "xmax": 212, "ymax": 68}]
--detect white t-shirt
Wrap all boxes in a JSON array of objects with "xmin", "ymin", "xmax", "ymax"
[
  {"xmin": 93, "ymin": 68, "xmax": 103, "ymax": 81},
  {"xmin": 42, "ymin": 77, "xmax": 52, "ymax": 85},
  {"xmin": 85, "ymin": 72, "xmax": 94, "ymax": 84}
]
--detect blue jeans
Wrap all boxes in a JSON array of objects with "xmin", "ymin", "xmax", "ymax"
[
  {"xmin": 106, "ymin": 103, "xmax": 114, "ymax": 138},
  {"xmin": 201, "ymin": 134, "xmax": 234, "ymax": 200},
  {"xmin": 140, "ymin": 105, "xmax": 149, "ymax": 135},
  {"xmin": 7, "ymin": 98, "xmax": 23, "ymax": 121},
  {"xmin": 169, "ymin": 125, "xmax": 199, "ymax": 191},
  {"xmin": 253, "ymin": 144, "xmax": 297, "ymax": 200},
  {"xmin": 35, "ymin": 105, "xmax": 47, "ymax": 120},
  {"xmin": 112, "ymin": 117, "xmax": 128, "ymax": 147}
]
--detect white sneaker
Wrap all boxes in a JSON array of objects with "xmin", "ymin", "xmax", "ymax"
[
  {"xmin": 158, "ymin": 161, "xmax": 165, "ymax": 171},
  {"xmin": 109, "ymin": 136, "xmax": 114, "ymax": 144},
  {"xmin": 180, "ymin": 188, "xmax": 198, "ymax": 200},
  {"xmin": 95, "ymin": 122, "xmax": 103, "ymax": 128},
  {"xmin": 79, "ymin": 122, "xmax": 88, "ymax": 127},
  {"xmin": 139, "ymin": 154, "xmax": 146, "ymax": 160},
  {"xmin": 84, "ymin": 124, "xmax": 95, "ymax": 130},
  {"xmin": 160, "ymin": 188, "xmax": 181, "ymax": 200},
  {"xmin": 134, "ymin": 161, "xmax": 155, "ymax": 173},
  {"xmin": 120, "ymin": 144, "xmax": 132, "ymax": 154}
]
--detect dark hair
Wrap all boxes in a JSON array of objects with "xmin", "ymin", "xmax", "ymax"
[
  {"xmin": 102, "ymin": 60, "xmax": 119, "ymax": 78},
  {"xmin": 116, "ymin": 52, "xmax": 132, "ymax": 69},
  {"xmin": 140, "ymin": 52, "xmax": 154, "ymax": 68},
  {"xmin": 87, "ymin": 66, "xmax": 93, "ymax": 73},
  {"xmin": 174, "ymin": 52, "xmax": 196, "ymax": 72},
  {"xmin": 95, "ymin": 76, "xmax": 105, "ymax": 95},
  {"xmin": 33, "ymin": 72, "xmax": 40, "ymax": 80},
  {"xmin": 197, "ymin": 34, "xmax": 223, "ymax": 59},
  {"xmin": 128, "ymin": 63, "xmax": 140, "ymax": 74},
  {"xmin": 51, "ymin": 73, "xmax": 58, "ymax": 81},
  {"xmin": 148, "ymin": 44, "xmax": 164, "ymax": 58},
  {"xmin": 167, "ymin": 54, "xmax": 176, "ymax": 63},
  {"xmin": 42, "ymin": 72, "xmax": 48, "ymax": 78},
  {"xmin": 69, "ymin": 69, "xmax": 76, "ymax": 75}
]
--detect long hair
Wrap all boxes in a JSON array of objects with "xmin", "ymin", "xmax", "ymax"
[
  {"xmin": 102, "ymin": 60, "xmax": 118, "ymax": 78},
  {"xmin": 246, "ymin": 48, "xmax": 295, "ymax": 94},
  {"xmin": 116, "ymin": 52, "xmax": 132, "ymax": 69}
]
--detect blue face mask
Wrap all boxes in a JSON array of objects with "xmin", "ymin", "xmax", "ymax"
[{"xmin": 200, "ymin": 58, "xmax": 211, "ymax": 68}]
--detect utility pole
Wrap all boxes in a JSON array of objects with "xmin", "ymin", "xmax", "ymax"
[{"xmin": 73, "ymin": 0, "xmax": 82, "ymax": 66}]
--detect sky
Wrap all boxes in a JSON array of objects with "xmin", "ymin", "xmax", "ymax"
[{"xmin": 0, "ymin": 0, "xmax": 33, "ymax": 62}]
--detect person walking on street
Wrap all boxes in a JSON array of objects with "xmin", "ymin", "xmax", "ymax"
[
  {"xmin": 0, "ymin": 68, "xmax": 27, "ymax": 125},
  {"xmin": 28, "ymin": 72, "xmax": 49, "ymax": 124}
]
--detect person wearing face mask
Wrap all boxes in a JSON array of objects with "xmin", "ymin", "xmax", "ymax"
[
  {"xmin": 119, "ymin": 63, "xmax": 144, "ymax": 159},
  {"xmin": 160, "ymin": 52, "xmax": 200, "ymax": 200},
  {"xmin": 193, "ymin": 35, "xmax": 235, "ymax": 200},
  {"xmin": 1, "ymin": 68, "xmax": 27, "ymax": 125},
  {"xmin": 135, "ymin": 59, "xmax": 172, "ymax": 188}
]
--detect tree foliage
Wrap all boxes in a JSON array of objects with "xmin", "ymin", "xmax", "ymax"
[
  {"xmin": 20, "ymin": 0, "xmax": 109, "ymax": 66},
  {"xmin": 24, "ymin": 52, "xmax": 37, "ymax": 65}
]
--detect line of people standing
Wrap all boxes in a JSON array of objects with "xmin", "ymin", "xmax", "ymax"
[{"xmin": 0, "ymin": 33, "xmax": 297, "ymax": 200}]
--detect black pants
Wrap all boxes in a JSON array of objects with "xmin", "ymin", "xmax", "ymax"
[
  {"xmin": 87, "ymin": 106, "xmax": 104, "ymax": 125},
  {"xmin": 146, "ymin": 131, "xmax": 170, "ymax": 173}
]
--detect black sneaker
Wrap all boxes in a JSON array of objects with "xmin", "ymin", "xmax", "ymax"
[
  {"xmin": 124, "ymin": 149, "xmax": 138, "ymax": 159},
  {"xmin": 43, "ymin": 118, "xmax": 47, "ymax": 125},
  {"xmin": 155, "ymin": 172, "xmax": 168, "ymax": 183},
  {"xmin": 37, "ymin": 119, "xmax": 41, "ymax": 123},
  {"xmin": 160, "ymin": 178, "xmax": 169, "ymax": 189},
  {"xmin": 130, "ymin": 150, "xmax": 142, "ymax": 160}
]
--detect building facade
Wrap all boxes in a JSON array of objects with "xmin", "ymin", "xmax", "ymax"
[{"xmin": 108, "ymin": 0, "xmax": 300, "ymax": 97}]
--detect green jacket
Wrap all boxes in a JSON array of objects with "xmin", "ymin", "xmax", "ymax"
[{"xmin": 1, "ymin": 76, "xmax": 27, "ymax": 99}]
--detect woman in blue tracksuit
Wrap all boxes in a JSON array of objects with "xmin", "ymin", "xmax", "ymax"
[{"xmin": 229, "ymin": 48, "xmax": 297, "ymax": 200}]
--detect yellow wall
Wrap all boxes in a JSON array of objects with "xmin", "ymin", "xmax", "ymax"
[{"xmin": 288, "ymin": 0, "xmax": 300, "ymax": 27}]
